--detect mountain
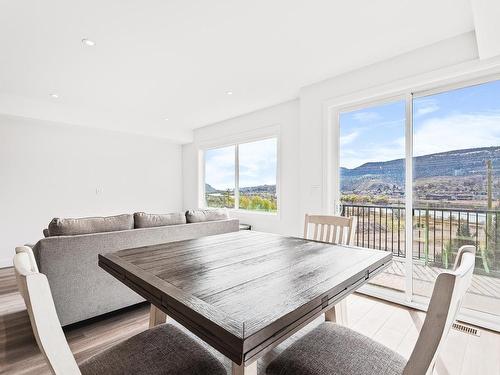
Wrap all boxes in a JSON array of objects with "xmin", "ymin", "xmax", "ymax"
[
  {"xmin": 206, "ymin": 147, "xmax": 499, "ymax": 199},
  {"xmin": 205, "ymin": 183, "xmax": 276, "ymax": 195},
  {"xmin": 341, "ymin": 146, "xmax": 500, "ymax": 194},
  {"xmin": 240, "ymin": 184, "xmax": 276, "ymax": 194},
  {"xmin": 205, "ymin": 183, "xmax": 217, "ymax": 193}
]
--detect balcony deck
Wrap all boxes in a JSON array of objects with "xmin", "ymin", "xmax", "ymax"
[
  {"xmin": 342, "ymin": 203, "xmax": 500, "ymax": 312},
  {"xmin": 372, "ymin": 258, "xmax": 500, "ymax": 312}
]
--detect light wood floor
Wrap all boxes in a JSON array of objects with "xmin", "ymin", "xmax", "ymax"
[{"xmin": 1, "ymin": 266, "xmax": 499, "ymax": 375}]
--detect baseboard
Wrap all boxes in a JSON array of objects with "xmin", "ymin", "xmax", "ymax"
[{"xmin": 0, "ymin": 257, "xmax": 12, "ymax": 269}]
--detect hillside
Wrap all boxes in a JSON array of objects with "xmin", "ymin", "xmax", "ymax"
[
  {"xmin": 206, "ymin": 146, "xmax": 499, "ymax": 204},
  {"xmin": 205, "ymin": 183, "xmax": 276, "ymax": 195},
  {"xmin": 205, "ymin": 183, "xmax": 218, "ymax": 193},
  {"xmin": 341, "ymin": 146, "xmax": 500, "ymax": 196}
]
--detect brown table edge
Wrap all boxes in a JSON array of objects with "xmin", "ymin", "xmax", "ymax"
[
  {"xmin": 241, "ymin": 252, "xmax": 392, "ymax": 365},
  {"xmin": 98, "ymin": 253, "xmax": 246, "ymax": 364}
]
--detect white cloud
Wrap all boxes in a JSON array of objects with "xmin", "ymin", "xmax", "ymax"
[
  {"xmin": 205, "ymin": 139, "xmax": 277, "ymax": 189},
  {"xmin": 413, "ymin": 113, "xmax": 500, "ymax": 156},
  {"xmin": 205, "ymin": 147, "xmax": 235, "ymax": 190},
  {"xmin": 239, "ymin": 138, "xmax": 277, "ymax": 187},
  {"xmin": 340, "ymin": 131, "xmax": 359, "ymax": 146},
  {"xmin": 352, "ymin": 111, "xmax": 381, "ymax": 122},
  {"xmin": 341, "ymin": 141, "xmax": 405, "ymax": 169},
  {"xmin": 414, "ymin": 98, "xmax": 439, "ymax": 117}
]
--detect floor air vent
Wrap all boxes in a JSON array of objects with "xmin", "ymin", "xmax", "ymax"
[{"xmin": 452, "ymin": 322, "xmax": 480, "ymax": 336}]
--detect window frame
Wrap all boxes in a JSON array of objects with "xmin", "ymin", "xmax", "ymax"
[
  {"xmin": 200, "ymin": 126, "xmax": 280, "ymax": 216},
  {"xmin": 325, "ymin": 72, "xmax": 500, "ymax": 332}
]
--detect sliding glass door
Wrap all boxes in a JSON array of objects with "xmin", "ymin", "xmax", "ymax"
[
  {"xmin": 412, "ymin": 80, "xmax": 500, "ymax": 316},
  {"xmin": 338, "ymin": 99, "xmax": 408, "ymax": 293},
  {"xmin": 335, "ymin": 77, "xmax": 500, "ymax": 323}
]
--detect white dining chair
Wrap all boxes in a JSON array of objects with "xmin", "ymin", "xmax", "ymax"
[
  {"xmin": 303, "ymin": 214, "xmax": 355, "ymax": 245},
  {"xmin": 266, "ymin": 245, "xmax": 476, "ymax": 375},
  {"xmin": 13, "ymin": 247, "xmax": 226, "ymax": 375},
  {"xmin": 303, "ymin": 214, "xmax": 356, "ymax": 325}
]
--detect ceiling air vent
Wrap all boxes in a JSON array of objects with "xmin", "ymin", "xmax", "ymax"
[{"xmin": 452, "ymin": 322, "xmax": 480, "ymax": 337}]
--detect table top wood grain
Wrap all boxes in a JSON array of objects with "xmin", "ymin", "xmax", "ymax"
[{"xmin": 99, "ymin": 230, "xmax": 392, "ymax": 366}]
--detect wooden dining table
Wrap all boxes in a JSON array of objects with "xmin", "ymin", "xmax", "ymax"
[{"xmin": 99, "ymin": 230, "xmax": 392, "ymax": 374}]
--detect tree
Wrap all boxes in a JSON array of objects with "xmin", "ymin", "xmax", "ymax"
[
  {"xmin": 372, "ymin": 195, "xmax": 390, "ymax": 204},
  {"xmin": 456, "ymin": 223, "xmax": 474, "ymax": 248},
  {"xmin": 250, "ymin": 196, "xmax": 264, "ymax": 209},
  {"xmin": 239, "ymin": 196, "xmax": 250, "ymax": 209}
]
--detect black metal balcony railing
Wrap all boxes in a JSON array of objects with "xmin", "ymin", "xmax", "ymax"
[
  {"xmin": 342, "ymin": 204, "xmax": 406, "ymax": 257},
  {"xmin": 341, "ymin": 203, "xmax": 500, "ymax": 273}
]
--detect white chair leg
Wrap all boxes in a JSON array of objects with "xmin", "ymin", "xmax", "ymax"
[
  {"xmin": 325, "ymin": 299, "xmax": 348, "ymax": 325},
  {"xmin": 232, "ymin": 361, "xmax": 257, "ymax": 375},
  {"xmin": 149, "ymin": 305, "xmax": 167, "ymax": 328}
]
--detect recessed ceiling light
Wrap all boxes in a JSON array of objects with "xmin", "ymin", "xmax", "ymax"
[
  {"xmin": 50, "ymin": 93, "xmax": 59, "ymax": 98},
  {"xmin": 82, "ymin": 38, "xmax": 96, "ymax": 46},
  {"xmin": 226, "ymin": 91, "xmax": 233, "ymax": 95},
  {"xmin": 164, "ymin": 118, "xmax": 169, "ymax": 121}
]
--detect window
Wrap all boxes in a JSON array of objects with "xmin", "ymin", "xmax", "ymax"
[
  {"xmin": 412, "ymin": 80, "xmax": 500, "ymax": 308},
  {"xmin": 204, "ymin": 137, "xmax": 278, "ymax": 213},
  {"xmin": 204, "ymin": 145, "xmax": 236, "ymax": 208},
  {"xmin": 339, "ymin": 99, "xmax": 406, "ymax": 292},
  {"xmin": 334, "ymin": 76, "xmax": 500, "ymax": 322}
]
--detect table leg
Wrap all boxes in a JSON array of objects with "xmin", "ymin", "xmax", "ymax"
[
  {"xmin": 232, "ymin": 361, "xmax": 257, "ymax": 375},
  {"xmin": 324, "ymin": 299, "xmax": 348, "ymax": 325},
  {"xmin": 149, "ymin": 305, "xmax": 167, "ymax": 328}
]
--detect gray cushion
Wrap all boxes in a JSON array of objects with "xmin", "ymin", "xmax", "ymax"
[
  {"xmin": 266, "ymin": 323, "xmax": 407, "ymax": 375},
  {"xmin": 185, "ymin": 209, "xmax": 229, "ymax": 223},
  {"xmin": 48, "ymin": 214, "xmax": 133, "ymax": 236},
  {"xmin": 79, "ymin": 324, "xmax": 226, "ymax": 375},
  {"xmin": 134, "ymin": 212, "xmax": 186, "ymax": 228},
  {"xmin": 42, "ymin": 228, "xmax": 50, "ymax": 238}
]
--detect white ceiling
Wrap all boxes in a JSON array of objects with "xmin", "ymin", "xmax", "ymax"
[{"xmin": 0, "ymin": 0, "xmax": 475, "ymax": 142}]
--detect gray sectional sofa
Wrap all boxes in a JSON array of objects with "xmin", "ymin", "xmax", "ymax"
[{"xmin": 32, "ymin": 210, "xmax": 239, "ymax": 326}]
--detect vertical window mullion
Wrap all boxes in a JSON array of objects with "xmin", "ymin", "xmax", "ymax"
[
  {"xmin": 201, "ymin": 150, "xmax": 206, "ymax": 208},
  {"xmin": 404, "ymin": 92, "xmax": 414, "ymax": 302},
  {"xmin": 235, "ymin": 144, "xmax": 239, "ymax": 210}
]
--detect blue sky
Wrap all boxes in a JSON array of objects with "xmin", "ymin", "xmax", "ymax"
[
  {"xmin": 340, "ymin": 79, "xmax": 500, "ymax": 169},
  {"xmin": 205, "ymin": 138, "xmax": 277, "ymax": 190},
  {"xmin": 205, "ymin": 145, "xmax": 235, "ymax": 190}
]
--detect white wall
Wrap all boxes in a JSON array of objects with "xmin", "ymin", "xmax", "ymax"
[
  {"xmin": 0, "ymin": 114, "xmax": 183, "ymax": 267},
  {"xmin": 471, "ymin": 0, "xmax": 500, "ymax": 59},
  {"xmin": 183, "ymin": 31, "xmax": 500, "ymax": 241},
  {"xmin": 182, "ymin": 100, "xmax": 301, "ymax": 236}
]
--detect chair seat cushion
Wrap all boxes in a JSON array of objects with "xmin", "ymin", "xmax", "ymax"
[
  {"xmin": 266, "ymin": 323, "xmax": 407, "ymax": 375},
  {"xmin": 79, "ymin": 324, "xmax": 226, "ymax": 375}
]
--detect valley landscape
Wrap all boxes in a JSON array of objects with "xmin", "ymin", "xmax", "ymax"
[{"xmin": 340, "ymin": 146, "xmax": 500, "ymax": 209}]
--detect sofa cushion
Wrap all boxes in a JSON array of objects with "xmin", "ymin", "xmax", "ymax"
[
  {"xmin": 43, "ymin": 228, "xmax": 50, "ymax": 238},
  {"xmin": 185, "ymin": 209, "xmax": 229, "ymax": 223},
  {"xmin": 134, "ymin": 212, "xmax": 186, "ymax": 228},
  {"xmin": 48, "ymin": 214, "xmax": 134, "ymax": 236}
]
